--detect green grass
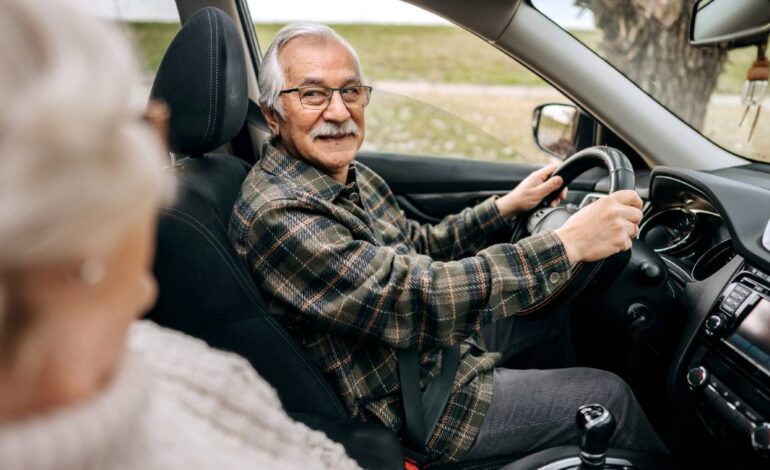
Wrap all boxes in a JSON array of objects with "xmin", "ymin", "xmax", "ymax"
[
  {"xmin": 717, "ymin": 46, "xmax": 756, "ymax": 94},
  {"xmin": 125, "ymin": 22, "xmax": 180, "ymax": 74}
]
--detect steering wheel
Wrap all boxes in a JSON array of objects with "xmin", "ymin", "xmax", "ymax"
[{"xmin": 510, "ymin": 146, "xmax": 635, "ymax": 314}]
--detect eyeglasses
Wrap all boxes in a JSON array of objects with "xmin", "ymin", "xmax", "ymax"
[{"xmin": 279, "ymin": 85, "xmax": 373, "ymax": 110}]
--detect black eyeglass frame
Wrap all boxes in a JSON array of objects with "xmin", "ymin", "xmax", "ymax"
[{"xmin": 278, "ymin": 85, "xmax": 373, "ymax": 110}]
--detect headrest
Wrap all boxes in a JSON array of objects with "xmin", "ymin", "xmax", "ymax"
[{"xmin": 150, "ymin": 7, "xmax": 248, "ymax": 156}]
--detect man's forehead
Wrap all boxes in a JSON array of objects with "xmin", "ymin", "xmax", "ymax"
[
  {"xmin": 296, "ymin": 75, "xmax": 360, "ymax": 87},
  {"xmin": 279, "ymin": 37, "xmax": 358, "ymax": 86}
]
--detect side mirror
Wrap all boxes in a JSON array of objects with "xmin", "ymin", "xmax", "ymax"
[
  {"xmin": 532, "ymin": 103, "xmax": 580, "ymax": 160},
  {"xmin": 690, "ymin": 0, "xmax": 770, "ymax": 48}
]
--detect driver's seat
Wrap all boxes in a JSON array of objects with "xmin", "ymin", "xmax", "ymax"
[{"xmin": 145, "ymin": 7, "xmax": 402, "ymax": 469}]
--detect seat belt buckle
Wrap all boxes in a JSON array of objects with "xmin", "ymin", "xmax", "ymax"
[{"xmin": 404, "ymin": 457, "xmax": 423, "ymax": 470}]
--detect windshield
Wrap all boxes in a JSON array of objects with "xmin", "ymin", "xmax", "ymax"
[{"xmin": 532, "ymin": 0, "xmax": 770, "ymax": 163}]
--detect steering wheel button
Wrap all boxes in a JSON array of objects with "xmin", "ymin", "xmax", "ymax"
[{"xmin": 549, "ymin": 272, "xmax": 561, "ymax": 284}]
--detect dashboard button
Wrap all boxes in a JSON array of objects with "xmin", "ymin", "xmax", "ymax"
[
  {"xmin": 735, "ymin": 292, "xmax": 761, "ymax": 319},
  {"xmin": 720, "ymin": 388, "xmax": 737, "ymax": 403},
  {"xmin": 752, "ymin": 423, "xmax": 770, "ymax": 453},
  {"xmin": 705, "ymin": 315, "xmax": 724, "ymax": 336},
  {"xmin": 720, "ymin": 305, "xmax": 737, "ymax": 316},
  {"xmin": 637, "ymin": 261, "xmax": 664, "ymax": 285},
  {"xmin": 686, "ymin": 366, "xmax": 709, "ymax": 390},
  {"xmin": 722, "ymin": 296, "xmax": 741, "ymax": 310},
  {"xmin": 733, "ymin": 284, "xmax": 751, "ymax": 297}
]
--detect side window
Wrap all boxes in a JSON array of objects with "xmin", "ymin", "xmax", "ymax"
[
  {"xmin": 96, "ymin": 1, "xmax": 181, "ymax": 88},
  {"xmin": 250, "ymin": 1, "xmax": 575, "ymax": 164}
]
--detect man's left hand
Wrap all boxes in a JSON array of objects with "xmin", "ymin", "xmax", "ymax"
[{"xmin": 495, "ymin": 164, "xmax": 567, "ymax": 219}]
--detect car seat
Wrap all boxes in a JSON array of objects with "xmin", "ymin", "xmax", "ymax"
[{"xmin": 144, "ymin": 7, "xmax": 402, "ymax": 469}]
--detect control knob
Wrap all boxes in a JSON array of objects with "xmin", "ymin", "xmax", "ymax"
[
  {"xmin": 752, "ymin": 423, "xmax": 770, "ymax": 454},
  {"xmin": 686, "ymin": 366, "xmax": 710, "ymax": 391},
  {"xmin": 637, "ymin": 260, "xmax": 664, "ymax": 286},
  {"xmin": 704, "ymin": 315, "xmax": 724, "ymax": 337}
]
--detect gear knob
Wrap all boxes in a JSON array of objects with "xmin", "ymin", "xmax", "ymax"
[{"xmin": 576, "ymin": 404, "xmax": 616, "ymax": 468}]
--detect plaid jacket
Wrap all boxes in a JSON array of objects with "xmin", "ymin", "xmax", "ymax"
[{"xmin": 229, "ymin": 144, "xmax": 572, "ymax": 462}]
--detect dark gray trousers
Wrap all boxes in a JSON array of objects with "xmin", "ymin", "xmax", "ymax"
[{"xmin": 463, "ymin": 308, "xmax": 667, "ymax": 460}]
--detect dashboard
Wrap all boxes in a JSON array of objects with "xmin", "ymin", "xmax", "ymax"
[
  {"xmin": 523, "ymin": 164, "xmax": 770, "ymax": 466},
  {"xmin": 640, "ymin": 176, "xmax": 734, "ymax": 284},
  {"xmin": 635, "ymin": 167, "xmax": 770, "ymax": 466}
]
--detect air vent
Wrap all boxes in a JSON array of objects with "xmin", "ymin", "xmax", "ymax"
[{"xmin": 692, "ymin": 239, "xmax": 736, "ymax": 281}]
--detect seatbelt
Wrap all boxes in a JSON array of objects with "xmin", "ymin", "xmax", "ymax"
[{"xmin": 397, "ymin": 344, "xmax": 461, "ymax": 454}]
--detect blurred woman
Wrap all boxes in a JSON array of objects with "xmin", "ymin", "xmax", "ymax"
[{"xmin": 0, "ymin": 0, "xmax": 359, "ymax": 468}]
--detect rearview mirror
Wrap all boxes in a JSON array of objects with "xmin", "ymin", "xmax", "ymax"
[
  {"xmin": 532, "ymin": 103, "xmax": 579, "ymax": 159},
  {"xmin": 690, "ymin": 0, "xmax": 770, "ymax": 47}
]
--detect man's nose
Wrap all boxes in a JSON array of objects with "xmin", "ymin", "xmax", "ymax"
[{"xmin": 322, "ymin": 90, "xmax": 352, "ymax": 122}]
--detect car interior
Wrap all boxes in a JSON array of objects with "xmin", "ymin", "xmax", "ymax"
[{"xmin": 142, "ymin": 0, "xmax": 770, "ymax": 469}]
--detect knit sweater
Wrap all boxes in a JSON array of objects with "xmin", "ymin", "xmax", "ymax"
[{"xmin": 0, "ymin": 321, "xmax": 361, "ymax": 470}]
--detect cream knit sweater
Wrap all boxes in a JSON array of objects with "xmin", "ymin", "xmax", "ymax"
[{"xmin": 0, "ymin": 321, "xmax": 361, "ymax": 470}]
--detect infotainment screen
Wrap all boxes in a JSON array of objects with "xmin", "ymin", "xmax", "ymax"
[{"xmin": 727, "ymin": 298, "xmax": 770, "ymax": 367}]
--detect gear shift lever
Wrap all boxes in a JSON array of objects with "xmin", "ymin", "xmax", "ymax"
[{"xmin": 576, "ymin": 404, "xmax": 616, "ymax": 468}]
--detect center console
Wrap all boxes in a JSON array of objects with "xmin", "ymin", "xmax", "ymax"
[{"xmin": 684, "ymin": 264, "xmax": 770, "ymax": 457}]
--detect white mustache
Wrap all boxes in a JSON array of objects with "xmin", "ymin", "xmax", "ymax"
[{"xmin": 310, "ymin": 119, "xmax": 360, "ymax": 139}]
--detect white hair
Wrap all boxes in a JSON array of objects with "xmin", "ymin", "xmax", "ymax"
[
  {"xmin": 258, "ymin": 23, "xmax": 366, "ymax": 119},
  {"xmin": 0, "ymin": 0, "xmax": 174, "ymax": 338}
]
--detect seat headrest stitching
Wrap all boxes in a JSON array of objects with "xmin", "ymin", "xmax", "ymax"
[
  {"xmin": 201, "ymin": 9, "xmax": 215, "ymax": 146},
  {"xmin": 211, "ymin": 14, "xmax": 220, "ymax": 146}
]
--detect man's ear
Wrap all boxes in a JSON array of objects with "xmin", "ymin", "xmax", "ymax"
[{"xmin": 261, "ymin": 105, "xmax": 282, "ymax": 136}]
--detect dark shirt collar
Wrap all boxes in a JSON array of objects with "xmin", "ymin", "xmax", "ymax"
[{"xmin": 260, "ymin": 142, "xmax": 358, "ymax": 201}]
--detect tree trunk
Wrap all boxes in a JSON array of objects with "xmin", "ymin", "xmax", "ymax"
[{"xmin": 574, "ymin": 0, "xmax": 727, "ymax": 130}]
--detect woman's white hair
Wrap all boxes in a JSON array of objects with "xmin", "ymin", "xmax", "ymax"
[
  {"xmin": 0, "ymin": 0, "xmax": 174, "ymax": 322},
  {"xmin": 258, "ymin": 23, "xmax": 366, "ymax": 119}
]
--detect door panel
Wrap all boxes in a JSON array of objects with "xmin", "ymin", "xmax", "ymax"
[{"xmin": 357, "ymin": 150, "xmax": 607, "ymax": 222}]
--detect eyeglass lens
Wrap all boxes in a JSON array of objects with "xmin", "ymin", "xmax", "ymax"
[{"xmin": 299, "ymin": 86, "xmax": 371, "ymax": 109}]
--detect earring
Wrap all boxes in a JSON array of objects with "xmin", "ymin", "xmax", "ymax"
[{"xmin": 78, "ymin": 258, "xmax": 106, "ymax": 286}]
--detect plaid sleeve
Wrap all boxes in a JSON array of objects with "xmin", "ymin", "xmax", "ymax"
[
  {"xmin": 402, "ymin": 196, "xmax": 509, "ymax": 261},
  {"xmin": 246, "ymin": 199, "xmax": 572, "ymax": 350}
]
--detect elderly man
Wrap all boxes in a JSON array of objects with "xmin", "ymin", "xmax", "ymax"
[{"xmin": 230, "ymin": 23, "xmax": 665, "ymax": 464}]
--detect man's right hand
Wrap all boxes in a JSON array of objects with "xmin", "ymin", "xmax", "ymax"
[{"xmin": 554, "ymin": 190, "xmax": 643, "ymax": 264}]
